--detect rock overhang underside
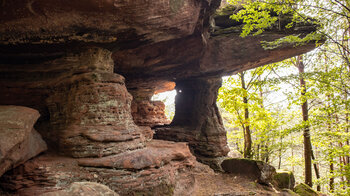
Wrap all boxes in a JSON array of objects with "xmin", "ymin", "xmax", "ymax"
[{"xmin": 0, "ymin": 0, "xmax": 322, "ymax": 195}]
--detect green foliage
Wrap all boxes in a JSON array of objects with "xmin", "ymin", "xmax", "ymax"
[
  {"xmin": 228, "ymin": 0, "xmax": 295, "ymax": 37},
  {"xmin": 219, "ymin": 0, "xmax": 350, "ymax": 194},
  {"xmin": 261, "ymin": 33, "xmax": 324, "ymax": 50},
  {"xmin": 218, "ymin": 64, "xmax": 286, "ymax": 160}
]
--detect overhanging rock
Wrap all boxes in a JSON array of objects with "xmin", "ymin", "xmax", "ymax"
[{"xmin": 0, "ymin": 0, "xmax": 321, "ymax": 194}]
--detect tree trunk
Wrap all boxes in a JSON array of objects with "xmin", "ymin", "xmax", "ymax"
[
  {"xmin": 327, "ymin": 108, "xmax": 334, "ymax": 192},
  {"xmin": 278, "ymin": 134, "xmax": 282, "ymax": 169},
  {"xmin": 241, "ymin": 72, "xmax": 252, "ymax": 158},
  {"xmin": 311, "ymin": 150, "xmax": 321, "ymax": 191},
  {"xmin": 330, "ymin": 160, "xmax": 334, "ymax": 192},
  {"xmin": 344, "ymin": 93, "xmax": 350, "ymax": 184},
  {"xmin": 297, "ymin": 55, "xmax": 313, "ymax": 187}
]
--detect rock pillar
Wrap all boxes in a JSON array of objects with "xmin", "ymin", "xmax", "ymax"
[
  {"xmin": 0, "ymin": 48, "xmax": 196, "ymax": 195},
  {"xmin": 155, "ymin": 77, "xmax": 229, "ymax": 162},
  {"xmin": 45, "ymin": 48, "xmax": 148, "ymax": 157}
]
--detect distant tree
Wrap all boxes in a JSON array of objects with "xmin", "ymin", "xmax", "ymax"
[
  {"xmin": 225, "ymin": 0, "xmax": 350, "ymax": 193},
  {"xmin": 218, "ymin": 65, "xmax": 280, "ymax": 159}
]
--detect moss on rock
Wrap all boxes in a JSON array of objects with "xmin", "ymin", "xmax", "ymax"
[
  {"xmin": 294, "ymin": 183, "xmax": 318, "ymax": 196},
  {"xmin": 274, "ymin": 169, "xmax": 295, "ymax": 189}
]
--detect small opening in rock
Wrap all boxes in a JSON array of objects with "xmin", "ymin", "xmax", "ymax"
[{"xmin": 151, "ymin": 90, "xmax": 176, "ymax": 121}]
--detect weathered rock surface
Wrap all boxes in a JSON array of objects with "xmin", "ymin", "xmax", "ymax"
[
  {"xmin": 294, "ymin": 183, "xmax": 319, "ymax": 196},
  {"xmin": 78, "ymin": 140, "xmax": 195, "ymax": 170},
  {"xmin": 0, "ymin": 106, "xmax": 47, "ymax": 177},
  {"xmin": 46, "ymin": 68, "xmax": 147, "ymax": 157},
  {"xmin": 274, "ymin": 170, "xmax": 296, "ymax": 189},
  {"xmin": 0, "ymin": 0, "xmax": 204, "ymax": 49},
  {"xmin": 131, "ymin": 100, "xmax": 171, "ymax": 127},
  {"xmin": 40, "ymin": 182, "xmax": 119, "ymax": 196},
  {"xmin": 221, "ymin": 158, "xmax": 276, "ymax": 185},
  {"xmin": 0, "ymin": 47, "xmax": 147, "ymax": 157},
  {"xmin": 155, "ymin": 78, "xmax": 230, "ymax": 161},
  {"xmin": 0, "ymin": 140, "xmax": 195, "ymax": 196},
  {"xmin": 0, "ymin": 0, "xmax": 323, "ymax": 195}
]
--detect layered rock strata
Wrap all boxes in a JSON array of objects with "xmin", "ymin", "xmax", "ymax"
[
  {"xmin": 0, "ymin": 140, "xmax": 195, "ymax": 196},
  {"xmin": 0, "ymin": 48, "xmax": 197, "ymax": 195},
  {"xmin": 131, "ymin": 100, "xmax": 171, "ymax": 127},
  {"xmin": 45, "ymin": 48, "xmax": 146, "ymax": 157},
  {"xmin": 0, "ymin": 0, "xmax": 323, "ymax": 195}
]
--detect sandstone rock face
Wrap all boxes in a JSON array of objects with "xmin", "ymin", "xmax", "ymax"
[
  {"xmin": 78, "ymin": 140, "xmax": 195, "ymax": 170},
  {"xmin": 0, "ymin": 140, "xmax": 196, "ymax": 196},
  {"xmin": 221, "ymin": 158, "xmax": 276, "ymax": 185},
  {"xmin": 0, "ymin": 0, "xmax": 322, "ymax": 195},
  {"xmin": 0, "ymin": 47, "xmax": 147, "ymax": 158},
  {"xmin": 155, "ymin": 78, "xmax": 230, "ymax": 160},
  {"xmin": 45, "ymin": 49, "xmax": 146, "ymax": 157},
  {"xmin": 131, "ymin": 100, "xmax": 171, "ymax": 127},
  {"xmin": 0, "ymin": 0, "xmax": 203, "ymax": 48},
  {"xmin": 41, "ymin": 182, "xmax": 119, "ymax": 196},
  {"xmin": 0, "ymin": 106, "xmax": 47, "ymax": 177}
]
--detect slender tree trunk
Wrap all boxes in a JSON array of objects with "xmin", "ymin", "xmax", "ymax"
[
  {"xmin": 327, "ymin": 109, "xmax": 334, "ymax": 192},
  {"xmin": 344, "ymin": 93, "xmax": 350, "ymax": 184},
  {"xmin": 265, "ymin": 145, "xmax": 269, "ymax": 163},
  {"xmin": 336, "ymin": 114, "xmax": 346, "ymax": 184},
  {"xmin": 330, "ymin": 159, "xmax": 334, "ymax": 192},
  {"xmin": 278, "ymin": 133, "xmax": 282, "ymax": 169},
  {"xmin": 241, "ymin": 72, "xmax": 252, "ymax": 158},
  {"xmin": 256, "ymin": 144, "xmax": 260, "ymax": 160},
  {"xmin": 311, "ymin": 151, "xmax": 321, "ymax": 191},
  {"xmin": 292, "ymin": 135, "xmax": 295, "ymax": 173},
  {"xmin": 297, "ymin": 56, "xmax": 313, "ymax": 187}
]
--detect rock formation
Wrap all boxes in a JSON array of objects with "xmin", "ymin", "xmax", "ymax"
[
  {"xmin": 131, "ymin": 100, "xmax": 171, "ymax": 127},
  {"xmin": 274, "ymin": 170, "xmax": 296, "ymax": 190},
  {"xmin": 221, "ymin": 158, "xmax": 276, "ymax": 185},
  {"xmin": 0, "ymin": 140, "xmax": 195, "ymax": 195},
  {"xmin": 0, "ymin": 106, "xmax": 47, "ymax": 177},
  {"xmin": 0, "ymin": 0, "xmax": 321, "ymax": 195},
  {"xmin": 40, "ymin": 182, "xmax": 119, "ymax": 196}
]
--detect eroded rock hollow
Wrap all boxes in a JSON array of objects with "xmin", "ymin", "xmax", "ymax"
[{"xmin": 0, "ymin": 0, "xmax": 319, "ymax": 195}]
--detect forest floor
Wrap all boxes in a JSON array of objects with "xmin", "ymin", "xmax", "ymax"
[
  {"xmin": 0, "ymin": 161, "xmax": 294, "ymax": 196},
  {"xmin": 187, "ymin": 161, "xmax": 292, "ymax": 196},
  {"xmin": 192, "ymin": 172, "xmax": 289, "ymax": 196}
]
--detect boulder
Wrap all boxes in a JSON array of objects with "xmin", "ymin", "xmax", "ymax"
[
  {"xmin": 0, "ymin": 106, "xmax": 47, "ymax": 177},
  {"xmin": 40, "ymin": 182, "xmax": 119, "ymax": 196},
  {"xmin": 221, "ymin": 158, "xmax": 276, "ymax": 185},
  {"xmin": 274, "ymin": 170, "xmax": 296, "ymax": 189},
  {"xmin": 294, "ymin": 183, "xmax": 318, "ymax": 196}
]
